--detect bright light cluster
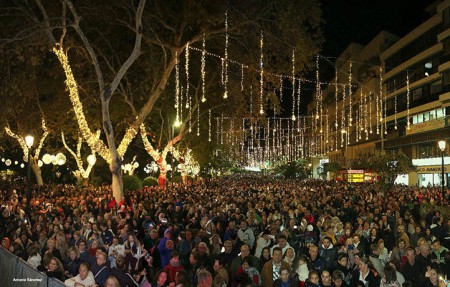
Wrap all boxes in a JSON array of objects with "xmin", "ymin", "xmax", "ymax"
[
  {"xmin": 53, "ymin": 46, "xmax": 111, "ymax": 163},
  {"xmin": 62, "ymin": 131, "xmax": 98, "ymax": 179}
]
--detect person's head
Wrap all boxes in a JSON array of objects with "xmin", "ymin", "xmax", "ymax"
[
  {"xmin": 104, "ymin": 275, "xmax": 121, "ymax": 287},
  {"xmin": 309, "ymin": 245, "xmax": 318, "ymax": 260},
  {"xmin": 427, "ymin": 265, "xmax": 441, "ymax": 285},
  {"xmin": 337, "ymin": 252, "xmax": 348, "ymax": 267},
  {"xmin": 155, "ymin": 270, "xmax": 168, "ymax": 286},
  {"xmin": 96, "ymin": 251, "xmax": 107, "ymax": 266},
  {"xmin": 197, "ymin": 269, "xmax": 213, "ymax": 287},
  {"xmin": 382, "ymin": 265, "xmax": 397, "ymax": 283},
  {"xmin": 308, "ymin": 270, "xmax": 320, "ymax": 285},
  {"xmin": 419, "ymin": 244, "xmax": 430, "ymax": 256},
  {"xmin": 68, "ymin": 246, "xmax": 80, "ymax": 260},
  {"xmin": 280, "ymin": 266, "xmax": 291, "ymax": 283},
  {"xmin": 272, "ymin": 247, "xmax": 283, "ymax": 263},
  {"xmin": 223, "ymin": 240, "xmax": 232, "ymax": 253},
  {"xmin": 297, "ymin": 254, "xmax": 308, "ymax": 266},
  {"xmin": 321, "ymin": 269, "xmax": 332, "ymax": 286},
  {"xmin": 240, "ymin": 221, "xmax": 247, "ymax": 230},
  {"xmin": 358, "ymin": 257, "xmax": 369, "ymax": 274},
  {"xmin": 47, "ymin": 238, "xmax": 55, "ymax": 249},
  {"xmin": 175, "ymin": 269, "xmax": 188, "ymax": 285},
  {"xmin": 261, "ymin": 247, "xmax": 271, "ymax": 259},
  {"xmin": 397, "ymin": 225, "xmax": 405, "ymax": 235},
  {"xmin": 189, "ymin": 250, "xmax": 200, "ymax": 265},
  {"xmin": 78, "ymin": 240, "xmax": 87, "ymax": 252},
  {"xmin": 78, "ymin": 262, "xmax": 90, "ymax": 280},
  {"xmin": 405, "ymin": 247, "xmax": 415, "ymax": 264},
  {"xmin": 48, "ymin": 257, "xmax": 63, "ymax": 272},
  {"xmin": 277, "ymin": 235, "xmax": 287, "ymax": 249},
  {"xmin": 432, "ymin": 239, "xmax": 441, "ymax": 251},
  {"xmin": 370, "ymin": 243, "xmax": 379, "ymax": 255},
  {"xmin": 322, "ymin": 237, "xmax": 332, "ymax": 249},
  {"xmin": 397, "ymin": 239, "xmax": 405, "ymax": 249},
  {"xmin": 240, "ymin": 244, "xmax": 250, "ymax": 258},
  {"xmin": 283, "ymin": 247, "xmax": 295, "ymax": 259},
  {"xmin": 332, "ymin": 270, "xmax": 344, "ymax": 287}
]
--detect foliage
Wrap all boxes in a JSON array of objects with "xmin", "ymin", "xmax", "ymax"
[
  {"xmin": 273, "ymin": 159, "xmax": 309, "ymax": 179},
  {"xmin": 123, "ymin": 174, "xmax": 142, "ymax": 191},
  {"xmin": 321, "ymin": 162, "xmax": 340, "ymax": 179},
  {"xmin": 367, "ymin": 152, "xmax": 416, "ymax": 189},
  {"xmin": 142, "ymin": 176, "xmax": 158, "ymax": 187}
]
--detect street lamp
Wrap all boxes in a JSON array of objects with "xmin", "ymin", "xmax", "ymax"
[
  {"xmin": 308, "ymin": 163, "xmax": 312, "ymax": 178},
  {"xmin": 438, "ymin": 140, "xmax": 446, "ymax": 200},
  {"xmin": 25, "ymin": 135, "xmax": 34, "ymax": 212}
]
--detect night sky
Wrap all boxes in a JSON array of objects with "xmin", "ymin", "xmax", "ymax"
[{"xmin": 298, "ymin": 0, "xmax": 432, "ymax": 113}]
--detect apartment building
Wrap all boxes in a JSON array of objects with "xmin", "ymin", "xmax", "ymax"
[{"xmin": 308, "ymin": 0, "xmax": 450, "ymax": 186}]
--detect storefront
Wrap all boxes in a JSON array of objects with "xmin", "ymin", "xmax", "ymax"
[{"xmin": 415, "ymin": 165, "xmax": 449, "ymax": 187}]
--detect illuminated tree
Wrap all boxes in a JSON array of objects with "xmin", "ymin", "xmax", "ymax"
[
  {"xmin": 4, "ymin": 118, "xmax": 49, "ymax": 185},
  {"xmin": 61, "ymin": 131, "xmax": 99, "ymax": 184}
]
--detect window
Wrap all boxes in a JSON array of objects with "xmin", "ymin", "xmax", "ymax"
[
  {"xmin": 430, "ymin": 80, "xmax": 442, "ymax": 95},
  {"xmin": 437, "ymin": 108, "xmax": 445, "ymax": 118},
  {"xmin": 412, "ymin": 88, "xmax": 423, "ymax": 101}
]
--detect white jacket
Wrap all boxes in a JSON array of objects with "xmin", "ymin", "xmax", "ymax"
[{"xmin": 64, "ymin": 271, "xmax": 96, "ymax": 287}]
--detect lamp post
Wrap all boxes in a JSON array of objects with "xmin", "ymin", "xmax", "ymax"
[
  {"xmin": 308, "ymin": 163, "xmax": 312, "ymax": 178},
  {"xmin": 438, "ymin": 140, "xmax": 446, "ymax": 200},
  {"xmin": 25, "ymin": 135, "xmax": 34, "ymax": 212}
]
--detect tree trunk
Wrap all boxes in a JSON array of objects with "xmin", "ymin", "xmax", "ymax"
[
  {"xmin": 31, "ymin": 159, "xmax": 43, "ymax": 186},
  {"xmin": 111, "ymin": 155, "xmax": 123, "ymax": 203},
  {"xmin": 158, "ymin": 172, "xmax": 167, "ymax": 189}
]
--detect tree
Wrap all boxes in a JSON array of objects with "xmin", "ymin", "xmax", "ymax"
[
  {"xmin": 4, "ymin": 118, "xmax": 49, "ymax": 185},
  {"xmin": 3, "ymin": 0, "xmax": 323, "ymax": 199},
  {"xmin": 367, "ymin": 152, "xmax": 416, "ymax": 189},
  {"xmin": 321, "ymin": 162, "xmax": 340, "ymax": 180}
]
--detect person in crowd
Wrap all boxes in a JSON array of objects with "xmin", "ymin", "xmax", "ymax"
[
  {"xmin": 152, "ymin": 270, "xmax": 169, "ymax": 287},
  {"xmin": 380, "ymin": 265, "xmax": 401, "ymax": 287},
  {"xmin": 104, "ymin": 276, "xmax": 122, "ymax": 287},
  {"xmin": 273, "ymin": 266, "xmax": 297, "ymax": 287},
  {"xmin": 350, "ymin": 257, "xmax": 380, "ymax": 287},
  {"xmin": 64, "ymin": 261, "xmax": 96, "ymax": 287},
  {"xmin": 304, "ymin": 270, "xmax": 320, "ymax": 287},
  {"xmin": 27, "ymin": 245, "xmax": 42, "ymax": 269},
  {"xmin": 64, "ymin": 246, "xmax": 82, "ymax": 277},
  {"xmin": 46, "ymin": 256, "xmax": 66, "ymax": 281},
  {"xmin": 331, "ymin": 270, "xmax": 349, "ymax": 287},
  {"xmin": 91, "ymin": 251, "xmax": 110, "ymax": 286},
  {"xmin": 261, "ymin": 247, "xmax": 290, "ymax": 287},
  {"xmin": 164, "ymin": 251, "xmax": 185, "ymax": 284},
  {"xmin": 319, "ymin": 236, "xmax": 337, "ymax": 270}
]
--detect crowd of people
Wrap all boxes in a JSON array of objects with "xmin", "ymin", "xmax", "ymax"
[{"xmin": 0, "ymin": 176, "xmax": 449, "ymax": 287}]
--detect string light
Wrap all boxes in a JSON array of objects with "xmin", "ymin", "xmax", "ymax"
[
  {"xmin": 201, "ymin": 36, "xmax": 206, "ymax": 102},
  {"xmin": 140, "ymin": 124, "xmax": 169, "ymax": 178},
  {"xmin": 291, "ymin": 49, "xmax": 296, "ymax": 121},
  {"xmin": 175, "ymin": 51, "xmax": 180, "ymax": 126},
  {"xmin": 208, "ymin": 109, "xmax": 211, "ymax": 142},
  {"xmin": 53, "ymin": 47, "xmax": 111, "ymax": 162},
  {"xmin": 407, "ymin": 71, "xmax": 410, "ymax": 130},
  {"xmin": 280, "ymin": 76, "xmax": 283, "ymax": 102},
  {"xmin": 394, "ymin": 92, "xmax": 398, "ymax": 130},
  {"xmin": 297, "ymin": 80, "xmax": 301, "ymax": 123},
  {"xmin": 185, "ymin": 43, "xmax": 190, "ymax": 108},
  {"xmin": 315, "ymin": 54, "xmax": 320, "ymax": 120},
  {"xmin": 369, "ymin": 92, "xmax": 373, "ymax": 134},
  {"xmin": 259, "ymin": 31, "xmax": 264, "ymax": 115},
  {"xmin": 335, "ymin": 69, "xmax": 338, "ymax": 151},
  {"xmin": 377, "ymin": 67, "xmax": 382, "ymax": 135},
  {"xmin": 348, "ymin": 62, "xmax": 353, "ymax": 127},
  {"xmin": 241, "ymin": 64, "xmax": 244, "ymax": 93},
  {"xmin": 62, "ymin": 131, "xmax": 98, "ymax": 179},
  {"xmin": 224, "ymin": 10, "xmax": 229, "ymax": 99},
  {"xmin": 197, "ymin": 100, "xmax": 200, "ymax": 136}
]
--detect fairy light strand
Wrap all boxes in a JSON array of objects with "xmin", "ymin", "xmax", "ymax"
[
  {"xmin": 348, "ymin": 62, "xmax": 353, "ymax": 127},
  {"xmin": 407, "ymin": 71, "xmax": 411, "ymax": 130},
  {"xmin": 259, "ymin": 31, "xmax": 264, "ymax": 114},
  {"xmin": 291, "ymin": 49, "xmax": 296, "ymax": 121},
  {"xmin": 201, "ymin": 36, "xmax": 206, "ymax": 102},
  {"xmin": 224, "ymin": 10, "xmax": 229, "ymax": 99}
]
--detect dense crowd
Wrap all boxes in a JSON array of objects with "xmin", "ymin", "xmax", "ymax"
[{"xmin": 0, "ymin": 176, "xmax": 449, "ymax": 287}]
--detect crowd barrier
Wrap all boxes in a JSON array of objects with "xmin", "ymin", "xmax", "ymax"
[{"xmin": 0, "ymin": 247, "xmax": 65, "ymax": 287}]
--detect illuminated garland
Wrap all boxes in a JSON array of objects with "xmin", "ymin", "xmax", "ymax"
[
  {"xmin": 224, "ymin": 10, "xmax": 229, "ymax": 99},
  {"xmin": 201, "ymin": 36, "xmax": 206, "ymax": 102},
  {"xmin": 175, "ymin": 51, "xmax": 181, "ymax": 126},
  {"xmin": 208, "ymin": 109, "xmax": 211, "ymax": 142},
  {"xmin": 297, "ymin": 79, "xmax": 301, "ymax": 121},
  {"xmin": 348, "ymin": 62, "xmax": 353, "ymax": 127},
  {"xmin": 280, "ymin": 75, "xmax": 283, "ymax": 102},
  {"xmin": 4, "ymin": 118, "xmax": 49, "ymax": 163},
  {"xmin": 407, "ymin": 72, "xmax": 410, "ymax": 130},
  {"xmin": 62, "ymin": 131, "xmax": 99, "ymax": 179},
  {"xmin": 394, "ymin": 92, "xmax": 398, "ymax": 130},
  {"xmin": 377, "ymin": 67, "xmax": 382, "ymax": 135},
  {"xmin": 335, "ymin": 69, "xmax": 338, "ymax": 151},
  {"xmin": 140, "ymin": 124, "xmax": 168, "ymax": 176},
  {"xmin": 291, "ymin": 49, "xmax": 296, "ymax": 121},
  {"xmin": 259, "ymin": 31, "xmax": 264, "ymax": 115},
  {"xmin": 369, "ymin": 93, "xmax": 373, "ymax": 134},
  {"xmin": 315, "ymin": 54, "xmax": 320, "ymax": 120},
  {"xmin": 53, "ymin": 47, "xmax": 111, "ymax": 162},
  {"xmin": 169, "ymin": 147, "xmax": 200, "ymax": 176}
]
